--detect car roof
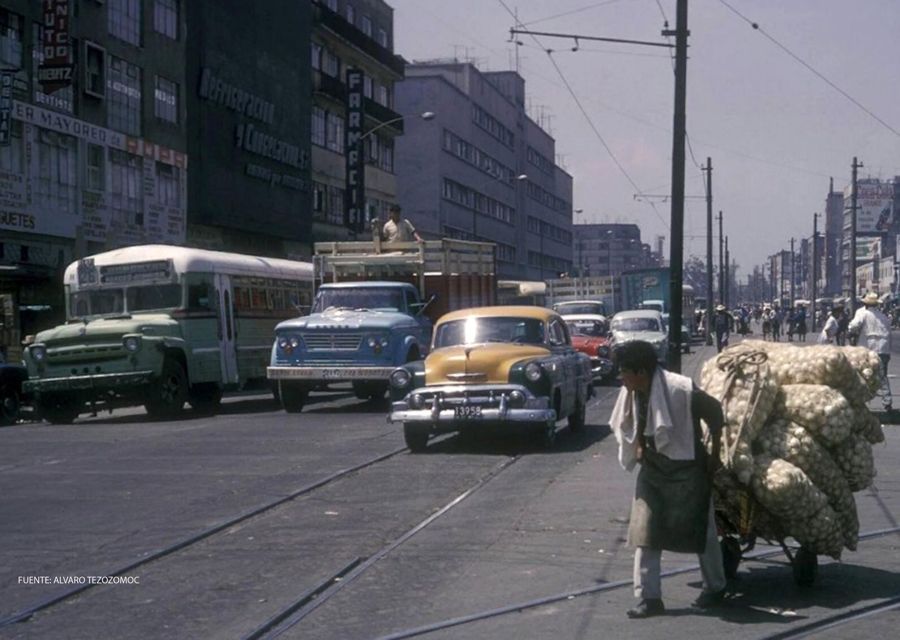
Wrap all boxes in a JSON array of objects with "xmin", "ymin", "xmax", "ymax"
[
  {"xmin": 318, "ymin": 281, "xmax": 418, "ymax": 291},
  {"xmin": 438, "ymin": 305, "xmax": 559, "ymax": 324},
  {"xmin": 555, "ymin": 300, "xmax": 604, "ymax": 305},
  {"xmin": 612, "ymin": 309, "xmax": 663, "ymax": 319},
  {"xmin": 561, "ymin": 314, "xmax": 607, "ymax": 322}
]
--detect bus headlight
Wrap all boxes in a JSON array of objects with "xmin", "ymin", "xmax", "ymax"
[
  {"xmin": 123, "ymin": 336, "xmax": 142, "ymax": 352},
  {"xmin": 289, "ymin": 337, "xmax": 301, "ymax": 349},
  {"xmin": 30, "ymin": 344, "xmax": 47, "ymax": 362},
  {"xmin": 390, "ymin": 368, "xmax": 411, "ymax": 388},
  {"xmin": 524, "ymin": 362, "xmax": 543, "ymax": 382}
]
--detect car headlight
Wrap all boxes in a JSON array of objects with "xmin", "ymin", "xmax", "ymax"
[
  {"xmin": 524, "ymin": 362, "xmax": 543, "ymax": 382},
  {"xmin": 367, "ymin": 335, "xmax": 390, "ymax": 348},
  {"xmin": 598, "ymin": 345, "xmax": 610, "ymax": 357},
  {"xmin": 290, "ymin": 337, "xmax": 300, "ymax": 349},
  {"xmin": 278, "ymin": 336, "xmax": 300, "ymax": 353},
  {"xmin": 30, "ymin": 344, "xmax": 47, "ymax": 362},
  {"xmin": 390, "ymin": 368, "xmax": 411, "ymax": 388},
  {"xmin": 123, "ymin": 336, "xmax": 142, "ymax": 352}
]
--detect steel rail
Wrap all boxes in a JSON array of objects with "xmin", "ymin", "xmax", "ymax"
[
  {"xmin": 0, "ymin": 445, "xmax": 409, "ymax": 628},
  {"xmin": 375, "ymin": 525, "xmax": 900, "ymax": 640},
  {"xmin": 761, "ymin": 595, "xmax": 900, "ymax": 639}
]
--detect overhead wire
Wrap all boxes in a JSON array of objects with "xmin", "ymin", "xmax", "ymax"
[{"xmin": 521, "ymin": 0, "xmax": 633, "ymax": 27}]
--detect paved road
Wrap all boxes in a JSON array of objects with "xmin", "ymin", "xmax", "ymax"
[{"xmin": 0, "ymin": 336, "xmax": 897, "ymax": 639}]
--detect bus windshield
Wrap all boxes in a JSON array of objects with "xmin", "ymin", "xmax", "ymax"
[
  {"xmin": 554, "ymin": 302, "xmax": 604, "ymax": 316},
  {"xmin": 313, "ymin": 287, "xmax": 405, "ymax": 313},
  {"xmin": 70, "ymin": 284, "xmax": 183, "ymax": 318}
]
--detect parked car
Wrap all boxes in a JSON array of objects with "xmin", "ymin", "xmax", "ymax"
[
  {"xmin": 609, "ymin": 309, "xmax": 669, "ymax": 363},
  {"xmin": 0, "ymin": 363, "xmax": 28, "ymax": 426},
  {"xmin": 562, "ymin": 314, "xmax": 615, "ymax": 382},
  {"xmin": 388, "ymin": 306, "xmax": 593, "ymax": 451}
]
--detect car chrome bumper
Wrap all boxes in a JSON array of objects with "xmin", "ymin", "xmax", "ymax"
[
  {"xmin": 24, "ymin": 370, "xmax": 154, "ymax": 393},
  {"xmin": 590, "ymin": 357, "xmax": 614, "ymax": 377},
  {"xmin": 267, "ymin": 366, "xmax": 394, "ymax": 381},
  {"xmin": 389, "ymin": 384, "xmax": 555, "ymax": 425}
]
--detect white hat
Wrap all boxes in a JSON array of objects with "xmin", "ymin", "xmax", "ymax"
[
  {"xmin": 862, "ymin": 292, "xmax": 880, "ymax": 305},
  {"xmin": 716, "ymin": 304, "xmax": 726, "ymax": 312}
]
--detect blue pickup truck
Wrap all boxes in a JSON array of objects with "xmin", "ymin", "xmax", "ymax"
[{"xmin": 267, "ymin": 281, "xmax": 433, "ymax": 412}]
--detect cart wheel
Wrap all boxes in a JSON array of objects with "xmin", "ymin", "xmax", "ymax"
[
  {"xmin": 792, "ymin": 547, "xmax": 818, "ymax": 586},
  {"xmin": 721, "ymin": 537, "xmax": 741, "ymax": 580}
]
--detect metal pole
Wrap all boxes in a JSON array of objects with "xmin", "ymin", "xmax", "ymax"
[
  {"xmin": 813, "ymin": 213, "xmax": 819, "ymax": 328},
  {"xmin": 725, "ymin": 236, "xmax": 729, "ymax": 308},
  {"xmin": 850, "ymin": 157, "xmax": 863, "ymax": 311},
  {"xmin": 718, "ymin": 211, "xmax": 724, "ymax": 304},
  {"xmin": 790, "ymin": 237, "xmax": 795, "ymax": 308},
  {"xmin": 704, "ymin": 158, "xmax": 714, "ymax": 345}
]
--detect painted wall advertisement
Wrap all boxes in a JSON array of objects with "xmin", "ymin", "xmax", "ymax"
[
  {"xmin": 847, "ymin": 182, "xmax": 894, "ymax": 233},
  {"xmin": 0, "ymin": 100, "xmax": 187, "ymax": 244}
]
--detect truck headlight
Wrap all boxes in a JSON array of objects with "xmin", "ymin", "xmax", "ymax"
[
  {"xmin": 390, "ymin": 368, "xmax": 411, "ymax": 388},
  {"xmin": 524, "ymin": 362, "xmax": 543, "ymax": 382},
  {"xmin": 30, "ymin": 344, "xmax": 47, "ymax": 362},
  {"xmin": 123, "ymin": 336, "xmax": 142, "ymax": 352}
]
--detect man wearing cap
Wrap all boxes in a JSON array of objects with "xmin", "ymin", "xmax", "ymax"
[
  {"xmin": 713, "ymin": 305, "xmax": 731, "ymax": 353},
  {"xmin": 849, "ymin": 292, "xmax": 893, "ymax": 410},
  {"xmin": 381, "ymin": 204, "xmax": 423, "ymax": 243}
]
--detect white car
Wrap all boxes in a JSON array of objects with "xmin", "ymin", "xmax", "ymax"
[{"xmin": 609, "ymin": 309, "xmax": 669, "ymax": 363}]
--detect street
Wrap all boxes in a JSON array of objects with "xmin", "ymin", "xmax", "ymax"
[{"xmin": 1, "ymin": 337, "xmax": 898, "ymax": 640}]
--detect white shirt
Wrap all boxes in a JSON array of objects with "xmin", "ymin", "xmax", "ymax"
[
  {"xmin": 818, "ymin": 315, "xmax": 839, "ymax": 344},
  {"xmin": 382, "ymin": 218, "xmax": 417, "ymax": 243},
  {"xmin": 848, "ymin": 306, "xmax": 891, "ymax": 354}
]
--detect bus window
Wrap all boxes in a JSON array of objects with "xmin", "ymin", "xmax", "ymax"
[
  {"xmin": 186, "ymin": 274, "xmax": 214, "ymax": 311},
  {"xmin": 126, "ymin": 284, "xmax": 183, "ymax": 312},
  {"xmin": 224, "ymin": 290, "xmax": 233, "ymax": 340}
]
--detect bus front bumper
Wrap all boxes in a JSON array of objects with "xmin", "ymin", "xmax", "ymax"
[
  {"xmin": 267, "ymin": 366, "xmax": 394, "ymax": 381},
  {"xmin": 24, "ymin": 370, "xmax": 155, "ymax": 393}
]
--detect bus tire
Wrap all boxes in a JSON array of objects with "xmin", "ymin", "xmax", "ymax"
[
  {"xmin": 145, "ymin": 358, "xmax": 188, "ymax": 419},
  {"xmin": 40, "ymin": 394, "xmax": 81, "ymax": 425},
  {"xmin": 280, "ymin": 381, "xmax": 308, "ymax": 413},
  {"xmin": 0, "ymin": 384, "xmax": 21, "ymax": 426},
  {"xmin": 189, "ymin": 384, "xmax": 223, "ymax": 415}
]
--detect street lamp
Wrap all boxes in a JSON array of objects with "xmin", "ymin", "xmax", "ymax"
[
  {"xmin": 361, "ymin": 111, "xmax": 434, "ymax": 144},
  {"xmin": 473, "ymin": 172, "xmax": 526, "ymax": 240}
]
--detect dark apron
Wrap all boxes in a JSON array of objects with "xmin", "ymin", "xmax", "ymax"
[{"xmin": 627, "ymin": 438, "xmax": 710, "ymax": 554}]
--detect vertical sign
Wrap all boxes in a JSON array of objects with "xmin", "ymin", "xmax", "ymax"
[
  {"xmin": 39, "ymin": 0, "xmax": 74, "ymax": 94},
  {"xmin": 345, "ymin": 68, "xmax": 365, "ymax": 233},
  {"xmin": 0, "ymin": 72, "xmax": 13, "ymax": 145}
]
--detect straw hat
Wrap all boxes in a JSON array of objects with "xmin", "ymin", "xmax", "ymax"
[
  {"xmin": 862, "ymin": 292, "xmax": 880, "ymax": 305},
  {"xmin": 715, "ymin": 304, "xmax": 726, "ymax": 312}
]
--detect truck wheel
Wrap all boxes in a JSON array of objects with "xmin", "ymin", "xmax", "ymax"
[
  {"xmin": 40, "ymin": 395, "xmax": 81, "ymax": 425},
  {"xmin": 403, "ymin": 423, "xmax": 428, "ymax": 452},
  {"xmin": 568, "ymin": 394, "xmax": 586, "ymax": 433},
  {"xmin": 145, "ymin": 358, "xmax": 188, "ymax": 419},
  {"xmin": 189, "ymin": 384, "xmax": 223, "ymax": 415},
  {"xmin": 353, "ymin": 381, "xmax": 388, "ymax": 401},
  {"xmin": 280, "ymin": 381, "xmax": 309, "ymax": 413},
  {"xmin": 0, "ymin": 386, "xmax": 20, "ymax": 426}
]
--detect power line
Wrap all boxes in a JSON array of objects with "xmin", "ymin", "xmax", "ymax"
[
  {"xmin": 717, "ymin": 0, "xmax": 900, "ymax": 139},
  {"xmin": 521, "ymin": 0, "xmax": 631, "ymax": 27}
]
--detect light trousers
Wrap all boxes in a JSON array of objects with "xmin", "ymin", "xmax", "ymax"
[{"xmin": 633, "ymin": 501, "xmax": 726, "ymax": 599}]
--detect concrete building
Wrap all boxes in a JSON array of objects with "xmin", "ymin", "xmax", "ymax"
[
  {"xmin": 394, "ymin": 60, "xmax": 573, "ymax": 281},
  {"xmin": 309, "ymin": 0, "xmax": 405, "ymax": 243},
  {"xmin": 824, "ymin": 178, "xmax": 843, "ymax": 297},
  {"xmin": 573, "ymin": 223, "xmax": 650, "ymax": 279},
  {"xmin": 840, "ymin": 176, "xmax": 900, "ymax": 297}
]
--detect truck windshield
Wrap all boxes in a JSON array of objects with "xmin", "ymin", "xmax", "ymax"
[
  {"xmin": 611, "ymin": 317, "xmax": 661, "ymax": 332},
  {"xmin": 554, "ymin": 302, "xmax": 604, "ymax": 315},
  {"xmin": 313, "ymin": 287, "xmax": 405, "ymax": 313},
  {"xmin": 434, "ymin": 317, "xmax": 545, "ymax": 348},
  {"xmin": 70, "ymin": 284, "xmax": 183, "ymax": 318}
]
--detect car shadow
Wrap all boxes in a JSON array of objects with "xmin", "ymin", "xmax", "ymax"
[{"xmin": 421, "ymin": 422, "xmax": 611, "ymax": 455}]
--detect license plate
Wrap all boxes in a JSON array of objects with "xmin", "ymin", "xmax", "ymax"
[{"xmin": 454, "ymin": 405, "xmax": 483, "ymax": 419}]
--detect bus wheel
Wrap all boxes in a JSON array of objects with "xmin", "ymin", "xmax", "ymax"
[
  {"xmin": 145, "ymin": 358, "xmax": 188, "ymax": 419},
  {"xmin": 0, "ymin": 385, "xmax": 21, "ymax": 426},
  {"xmin": 189, "ymin": 384, "xmax": 222, "ymax": 415},
  {"xmin": 40, "ymin": 395, "xmax": 81, "ymax": 425},
  {"xmin": 280, "ymin": 381, "xmax": 309, "ymax": 413}
]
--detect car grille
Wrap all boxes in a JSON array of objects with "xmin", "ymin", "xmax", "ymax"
[
  {"xmin": 47, "ymin": 343, "xmax": 126, "ymax": 363},
  {"xmin": 302, "ymin": 333, "xmax": 362, "ymax": 351}
]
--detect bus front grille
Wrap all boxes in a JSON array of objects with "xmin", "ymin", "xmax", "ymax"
[{"xmin": 302, "ymin": 333, "xmax": 362, "ymax": 351}]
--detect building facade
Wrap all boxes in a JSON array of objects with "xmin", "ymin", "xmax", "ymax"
[
  {"xmin": 840, "ymin": 176, "xmax": 900, "ymax": 297},
  {"xmin": 394, "ymin": 61, "xmax": 573, "ymax": 281},
  {"xmin": 573, "ymin": 223, "xmax": 650, "ymax": 279},
  {"xmin": 309, "ymin": 0, "xmax": 404, "ymax": 243}
]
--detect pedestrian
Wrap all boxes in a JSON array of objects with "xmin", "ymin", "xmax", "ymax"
[
  {"xmin": 381, "ymin": 204, "xmax": 423, "ymax": 243},
  {"xmin": 817, "ymin": 305, "xmax": 843, "ymax": 344},
  {"xmin": 796, "ymin": 306, "xmax": 808, "ymax": 342},
  {"xmin": 771, "ymin": 308, "xmax": 782, "ymax": 342},
  {"xmin": 714, "ymin": 304, "xmax": 731, "ymax": 353},
  {"xmin": 836, "ymin": 307, "xmax": 849, "ymax": 345},
  {"xmin": 848, "ymin": 292, "xmax": 893, "ymax": 410},
  {"xmin": 610, "ymin": 340, "xmax": 727, "ymax": 618}
]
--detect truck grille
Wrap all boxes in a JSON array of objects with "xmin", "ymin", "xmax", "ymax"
[
  {"xmin": 47, "ymin": 343, "xmax": 126, "ymax": 363},
  {"xmin": 302, "ymin": 333, "xmax": 362, "ymax": 351}
]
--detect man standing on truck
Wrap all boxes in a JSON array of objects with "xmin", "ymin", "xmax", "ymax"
[{"xmin": 382, "ymin": 204, "xmax": 423, "ymax": 243}]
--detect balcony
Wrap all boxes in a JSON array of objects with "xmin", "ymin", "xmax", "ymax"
[
  {"xmin": 363, "ymin": 98, "xmax": 403, "ymax": 135},
  {"xmin": 314, "ymin": 2, "xmax": 406, "ymax": 77},
  {"xmin": 314, "ymin": 71, "xmax": 347, "ymax": 103}
]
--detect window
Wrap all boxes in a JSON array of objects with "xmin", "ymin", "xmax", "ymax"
[
  {"xmin": 361, "ymin": 15, "xmax": 372, "ymax": 37},
  {"xmin": 107, "ymin": 55, "xmax": 141, "ymax": 135},
  {"xmin": 377, "ymin": 28, "xmax": 388, "ymax": 49},
  {"xmin": 311, "ymin": 42, "xmax": 322, "ymax": 69},
  {"xmin": 84, "ymin": 41, "xmax": 105, "ymax": 98},
  {"xmin": 156, "ymin": 162, "xmax": 180, "ymax": 207},
  {"xmin": 86, "ymin": 144, "xmax": 105, "ymax": 191},
  {"xmin": 362, "ymin": 75, "xmax": 372, "ymax": 98},
  {"xmin": 312, "ymin": 181, "xmax": 325, "ymax": 214},
  {"xmin": 154, "ymin": 75, "xmax": 177, "ymax": 123},
  {"xmin": 325, "ymin": 111, "xmax": 344, "ymax": 153},
  {"xmin": 33, "ymin": 24, "xmax": 73, "ymax": 112},
  {"xmin": 327, "ymin": 185, "xmax": 344, "ymax": 224},
  {"xmin": 311, "ymin": 106, "xmax": 326, "ymax": 147},
  {"xmin": 153, "ymin": 0, "xmax": 177, "ymax": 39},
  {"xmin": 345, "ymin": 4, "xmax": 355, "ymax": 24},
  {"xmin": 109, "ymin": 149, "xmax": 143, "ymax": 226},
  {"xmin": 108, "ymin": 0, "xmax": 141, "ymax": 46},
  {"xmin": 325, "ymin": 0, "xmax": 338, "ymax": 10},
  {"xmin": 34, "ymin": 128, "xmax": 77, "ymax": 215},
  {"xmin": 321, "ymin": 48, "xmax": 339, "ymax": 77},
  {"xmin": 375, "ymin": 83, "xmax": 390, "ymax": 108},
  {"xmin": 0, "ymin": 9, "xmax": 23, "ymax": 70},
  {"xmin": 379, "ymin": 137, "xmax": 394, "ymax": 173},
  {"xmin": 0, "ymin": 120, "xmax": 23, "ymax": 174}
]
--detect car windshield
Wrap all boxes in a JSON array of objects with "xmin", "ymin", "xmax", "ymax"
[
  {"xmin": 611, "ymin": 317, "xmax": 661, "ymax": 332},
  {"xmin": 313, "ymin": 287, "xmax": 405, "ymax": 313},
  {"xmin": 555, "ymin": 302, "xmax": 603, "ymax": 315},
  {"xmin": 434, "ymin": 317, "xmax": 546, "ymax": 348},
  {"xmin": 69, "ymin": 284, "xmax": 183, "ymax": 318},
  {"xmin": 566, "ymin": 320, "xmax": 607, "ymax": 337}
]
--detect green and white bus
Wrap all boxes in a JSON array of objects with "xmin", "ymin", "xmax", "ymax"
[{"xmin": 23, "ymin": 245, "xmax": 313, "ymax": 423}]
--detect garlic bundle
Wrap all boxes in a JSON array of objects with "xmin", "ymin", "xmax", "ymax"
[
  {"xmin": 829, "ymin": 432, "xmax": 876, "ymax": 492},
  {"xmin": 843, "ymin": 345, "xmax": 884, "ymax": 398},
  {"xmin": 772, "ymin": 384, "xmax": 854, "ymax": 446}
]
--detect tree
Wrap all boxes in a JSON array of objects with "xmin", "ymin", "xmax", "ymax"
[{"xmin": 683, "ymin": 255, "xmax": 709, "ymax": 299}]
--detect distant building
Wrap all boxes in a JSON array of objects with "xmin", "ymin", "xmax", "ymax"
[
  {"xmin": 572, "ymin": 223, "xmax": 651, "ymax": 278},
  {"xmin": 840, "ymin": 175, "xmax": 900, "ymax": 297},
  {"xmin": 824, "ymin": 178, "xmax": 843, "ymax": 297},
  {"xmin": 395, "ymin": 60, "xmax": 573, "ymax": 281}
]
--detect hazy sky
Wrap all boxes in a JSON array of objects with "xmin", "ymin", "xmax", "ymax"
[{"xmin": 391, "ymin": 0, "xmax": 900, "ymax": 279}]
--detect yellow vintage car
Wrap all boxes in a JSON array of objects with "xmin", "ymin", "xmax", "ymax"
[{"xmin": 388, "ymin": 306, "xmax": 593, "ymax": 451}]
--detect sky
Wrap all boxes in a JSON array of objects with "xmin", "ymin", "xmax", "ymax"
[{"xmin": 391, "ymin": 0, "xmax": 900, "ymax": 281}]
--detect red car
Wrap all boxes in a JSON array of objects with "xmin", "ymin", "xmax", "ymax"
[{"xmin": 563, "ymin": 315, "xmax": 615, "ymax": 383}]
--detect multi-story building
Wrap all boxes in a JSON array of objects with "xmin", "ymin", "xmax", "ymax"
[
  {"xmin": 185, "ymin": 0, "xmax": 312, "ymax": 258},
  {"xmin": 309, "ymin": 0, "xmax": 405, "ymax": 242},
  {"xmin": 573, "ymin": 223, "xmax": 649, "ymax": 279},
  {"xmin": 840, "ymin": 176, "xmax": 899, "ymax": 297},
  {"xmin": 394, "ymin": 60, "xmax": 573, "ymax": 281},
  {"xmin": 824, "ymin": 178, "xmax": 843, "ymax": 297},
  {"xmin": 0, "ymin": 0, "xmax": 188, "ymax": 345}
]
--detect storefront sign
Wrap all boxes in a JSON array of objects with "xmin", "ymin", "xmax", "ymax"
[
  {"xmin": 345, "ymin": 68, "xmax": 365, "ymax": 232},
  {"xmin": 0, "ymin": 72, "xmax": 13, "ymax": 145},
  {"xmin": 39, "ymin": 0, "xmax": 74, "ymax": 94},
  {"xmin": 198, "ymin": 67, "xmax": 274, "ymax": 125}
]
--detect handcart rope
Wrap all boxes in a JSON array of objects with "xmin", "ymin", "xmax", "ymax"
[{"xmin": 714, "ymin": 348, "xmax": 769, "ymax": 468}]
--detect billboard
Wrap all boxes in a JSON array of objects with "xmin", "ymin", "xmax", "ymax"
[
  {"xmin": 847, "ymin": 182, "xmax": 894, "ymax": 233},
  {"xmin": 856, "ymin": 237, "xmax": 880, "ymax": 261}
]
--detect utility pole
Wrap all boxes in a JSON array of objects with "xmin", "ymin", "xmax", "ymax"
[
  {"xmin": 703, "ymin": 157, "xmax": 713, "ymax": 344},
  {"xmin": 813, "ymin": 213, "xmax": 820, "ymax": 328},
  {"xmin": 850, "ymin": 157, "xmax": 863, "ymax": 311},
  {"xmin": 665, "ymin": 0, "xmax": 688, "ymax": 373},
  {"xmin": 790, "ymin": 237, "xmax": 796, "ymax": 309},
  {"xmin": 717, "ymin": 211, "xmax": 724, "ymax": 304},
  {"xmin": 724, "ymin": 236, "xmax": 730, "ymax": 308}
]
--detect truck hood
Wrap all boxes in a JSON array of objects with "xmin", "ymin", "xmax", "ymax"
[
  {"xmin": 36, "ymin": 314, "xmax": 179, "ymax": 344},
  {"xmin": 425, "ymin": 343, "xmax": 550, "ymax": 385},
  {"xmin": 276, "ymin": 308, "xmax": 418, "ymax": 332}
]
